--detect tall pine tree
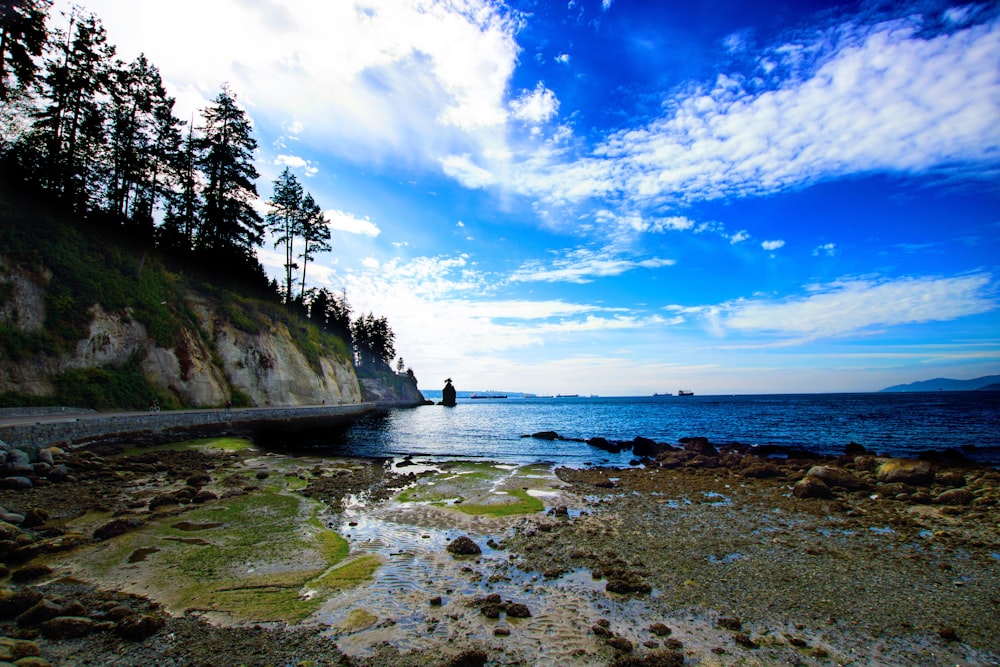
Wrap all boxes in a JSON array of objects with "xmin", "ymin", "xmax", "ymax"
[
  {"xmin": 29, "ymin": 8, "xmax": 114, "ymax": 210},
  {"xmin": 196, "ymin": 84, "xmax": 262, "ymax": 271},
  {"xmin": 265, "ymin": 167, "xmax": 303, "ymax": 303},
  {"xmin": 0, "ymin": 0, "xmax": 50, "ymax": 102},
  {"xmin": 298, "ymin": 191, "xmax": 330, "ymax": 300}
]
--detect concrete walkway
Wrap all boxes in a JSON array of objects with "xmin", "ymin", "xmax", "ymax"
[{"xmin": 0, "ymin": 402, "xmax": 416, "ymax": 449}]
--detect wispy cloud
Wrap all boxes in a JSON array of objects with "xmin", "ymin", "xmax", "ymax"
[
  {"xmin": 495, "ymin": 10, "xmax": 1000, "ymax": 211},
  {"xmin": 510, "ymin": 248, "xmax": 675, "ymax": 284},
  {"xmin": 682, "ymin": 273, "xmax": 996, "ymax": 341}
]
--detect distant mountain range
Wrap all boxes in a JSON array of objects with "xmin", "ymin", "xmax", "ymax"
[{"xmin": 880, "ymin": 375, "xmax": 1000, "ymax": 393}]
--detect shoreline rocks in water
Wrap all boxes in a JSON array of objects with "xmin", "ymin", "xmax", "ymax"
[{"xmin": 0, "ymin": 433, "xmax": 995, "ymax": 666}]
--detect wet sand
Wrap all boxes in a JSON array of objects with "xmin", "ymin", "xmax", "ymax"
[{"xmin": 0, "ymin": 439, "xmax": 997, "ymax": 666}]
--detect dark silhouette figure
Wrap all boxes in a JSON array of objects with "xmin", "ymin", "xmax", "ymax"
[{"xmin": 441, "ymin": 378, "xmax": 457, "ymax": 407}]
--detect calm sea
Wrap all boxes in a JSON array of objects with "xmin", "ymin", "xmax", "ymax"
[{"xmin": 324, "ymin": 392, "xmax": 1000, "ymax": 467}]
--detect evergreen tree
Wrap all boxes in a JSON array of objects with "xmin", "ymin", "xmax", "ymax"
[
  {"xmin": 0, "ymin": 0, "xmax": 50, "ymax": 102},
  {"xmin": 352, "ymin": 311, "xmax": 395, "ymax": 370},
  {"xmin": 328, "ymin": 287, "xmax": 353, "ymax": 344},
  {"xmin": 29, "ymin": 8, "xmax": 114, "ymax": 210},
  {"xmin": 157, "ymin": 120, "xmax": 201, "ymax": 254},
  {"xmin": 196, "ymin": 84, "xmax": 262, "ymax": 267},
  {"xmin": 105, "ymin": 53, "xmax": 179, "ymax": 236},
  {"xmin": 298, "ymin": 191, "xmax": 330, "ymax": 299},
  {"xmin": 265, "ymin": 167, "xmax": 303, "ymax": 302}
]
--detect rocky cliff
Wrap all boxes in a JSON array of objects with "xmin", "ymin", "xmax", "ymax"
[{"xmin": 0, "ymin": 256, "xmax": 408, "ymax": 409}]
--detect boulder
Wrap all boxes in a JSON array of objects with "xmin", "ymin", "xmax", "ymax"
[
  {"xmin": 806, "ymin": 465, "xmax": 867, "ymax": 490},
  {"xmin": 631, "ymin": 437, "xmax": 659, "ymax": 457},
  {"xmin": 934, "ymin": 488, "xmax": 974, "ymax": 506},
  {"xmin": 792, "ymin": 476, "xmax": 833, "ymax": 499},
  {"xmin": 446, "ymin": 536, "xmax": 481, "ymax": 555},
  {"xmin": 679, "ymin": 437, "xmax": 718, "ymax": 457},
  {"xmin": 844, "ymin": 442, "xmax": 868, "ymax": 455},
  {"xmin": 94, "ymin": 518, "xmax": 144, "ymax": 541},
  {"xmin": 15, "ymin": 599, "xmax": 63, "ymax": 626},
  {"xmin": 0, "ymin": 589, "xmax": 44, "ymax": 619},
  {"xmin": 0, "ymin": 521, "xmax": 22, "ymax": 541},
  {"xmin": 39, "ymin": 616, "xmax": 99, "ymax": 639},
  {"xmin": 876, "ymin": 459, "xmax": 934, "ymax": 486},
  {"xmin": 115, "ymin": 613, "xmax": 165, "ymax": 640}
]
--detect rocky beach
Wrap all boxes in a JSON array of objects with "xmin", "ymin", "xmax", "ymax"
[{"xmin": 0, "ymin": 433, "xmax": 996, "ymax": 667}]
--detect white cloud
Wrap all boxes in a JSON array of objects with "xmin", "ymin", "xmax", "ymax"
[
  {"xmin": 729, "ymin": 230, "xmax": 750, "ymax": 244},
  {"xmin": 813, "ymin": 242, "xmax": 837, "ymax": 256},
  {"xmin": 510, "ymin": 248, "xmax": 675, "ymax": 284},
  {"xmin": 555, "ymin": 53, "xmax": 571, "ymax": 65},
  {"xmin": 440, "ymin": 153, "xmax": 496, "ymax": 188},
  {"xmin": 60, "ymin": 0, "xmax": 524, "ymax": 166},
  {"xmin": 695, "ymin": 273, "xmax": 996, "ymax": 341},
  {"xmin": 761, "ymin": 239, "xmax": 785, "ymax": 251},
  {"xmin": 274, "ymin": 154, "xmax": 318, "ymax": 176},
  {"xmin": 510, "ymin": 82, "xmax": 559, "ymax": 125},
  {"xmin": 499, "ymin": 12, "xmax": 1000, "ymax": 209},
  {"xmin": 325, "ymin": 209, "xmax": 382, "ymax": 237}
]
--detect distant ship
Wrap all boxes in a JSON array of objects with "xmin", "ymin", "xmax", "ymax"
[
  {"xmin": 677, "ymin": 389, "xmax": 694, "ymax": 396},
  {"xmin": 556, "ymin": 394, "xmax": 579, "ymax": 398},
  {"xmin": 470, "ymin": 392, "xmax": 507, "ymax": 399},
  {"xmin": 653, "ymin": 392, "xmax": 673, "ymax": 397}
]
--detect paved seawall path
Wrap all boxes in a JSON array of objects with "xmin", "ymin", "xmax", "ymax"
[{"xmin": 0, "ymin": 402, "xmax": 416, "ymax": 449}]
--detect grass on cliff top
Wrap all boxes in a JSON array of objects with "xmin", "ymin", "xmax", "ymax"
[{"xmin": 56, "ymin": 474, "xmax": 374, "ymax": 624}]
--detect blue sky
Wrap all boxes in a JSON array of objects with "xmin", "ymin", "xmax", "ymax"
[{"xmin": 58, "ymin": 0, "xmax": 999, "ymax": 395}]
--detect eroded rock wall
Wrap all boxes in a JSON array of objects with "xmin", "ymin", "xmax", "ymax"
[{"xmin": 0, "ymin": 260, "xmax": 363, "ymax": 408}]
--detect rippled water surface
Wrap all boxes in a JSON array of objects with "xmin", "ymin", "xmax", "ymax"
[{"xmin": 331, "ymin": 392, "xmax": 1000, "ymax": 465}]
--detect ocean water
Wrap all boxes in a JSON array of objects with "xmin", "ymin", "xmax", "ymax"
[{"xmin": 327, "ymin": 392, "xmax": 1000, "ymax": 467}]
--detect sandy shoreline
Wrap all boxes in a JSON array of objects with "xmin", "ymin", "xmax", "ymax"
[{"xmin": 0, "ymin": 436, "xmax": 997, "ymax": 666}]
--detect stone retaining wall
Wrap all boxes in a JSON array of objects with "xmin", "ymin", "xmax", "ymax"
[{"xmin": 0, "ymin": 402, "xmax": 416, "ymax": 449}]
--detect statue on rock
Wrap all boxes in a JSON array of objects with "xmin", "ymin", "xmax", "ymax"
[{"xmin": 441, "ymin": 378, "xmax": 457, "ymax": 407}]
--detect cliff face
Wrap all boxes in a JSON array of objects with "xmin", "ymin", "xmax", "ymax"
[{"xmin": 0, "ymin": 258, "xmax": 366, "ymax": 408}]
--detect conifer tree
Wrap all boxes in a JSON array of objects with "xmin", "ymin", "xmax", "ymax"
[
  {"xmin": 265, "ymin": 167, "xmax": 303, "ymax": 302},
  {"xmin": 0, "ymin": 0, "xmax": 50, "ymax": 102},
  {"xmin": 298, "ymin": 191, "xmax": 331, "ymax": 300},
  {"xmin": 29, "ymin": 8, "xmax": 114, "ymax": 210},
  {"xmin": 196, "ymin": 84, "xmax": 262, "ymax": 267},
  {"xmin": 105, "ymin": 53, "xmax": 180, "ymax": 235}
]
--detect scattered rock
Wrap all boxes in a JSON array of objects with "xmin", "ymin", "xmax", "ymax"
[
  {"xmin": 792, "ymin": 476, "xmax": 833, "ymax": 499},
  {"xmin": 0, "ymin": 589, "xmax": 44, "ymax": 618},
  {"xmin": 39, "ymin": 616, "xmax": 98, "ymax": 639},
  {"xmin": 604, "ymin": 635, "xmax": 634, "ymax": 652},
  {"xmin": 648, "ymin": 622, "xmax": 672, "ymax": 636},
  {"xmin": 441, "ymin": 648, "xmax": 488, "ymax": 667},
  {"xmin": 876, "ymin": 459, "xmax": 934, "ymax": 486},
  {"xmin": 15, "ymin": 599, "xmax": 63, "ymax": 626},
  {"xmin": 806, "ymin": 465, "xmax": 866, "ymax": 490},
  {"xmin": 717, "ymin": 617, "xmax": 742, "ymax": 631},
  {"xmin": 115, "ymin": 613, "xmax": 166, "ymax": 640},
  {"xmin": 935, "ymin": 488, "xmax": 973, "ymax": 505},
  {"xmin": 446, "ymin": 536, "xmax": 481, "ymax": 555},
  {"xmin": 94, "ymin": 518, "xmax": 144, "ymax": 541},
  {"xmin": 608, "ymin": 650, "xmax": 684, "ymax": 667},
  {"xmin": 679, "ymin": 437, "xmax": 718, "ymax": 457}
]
